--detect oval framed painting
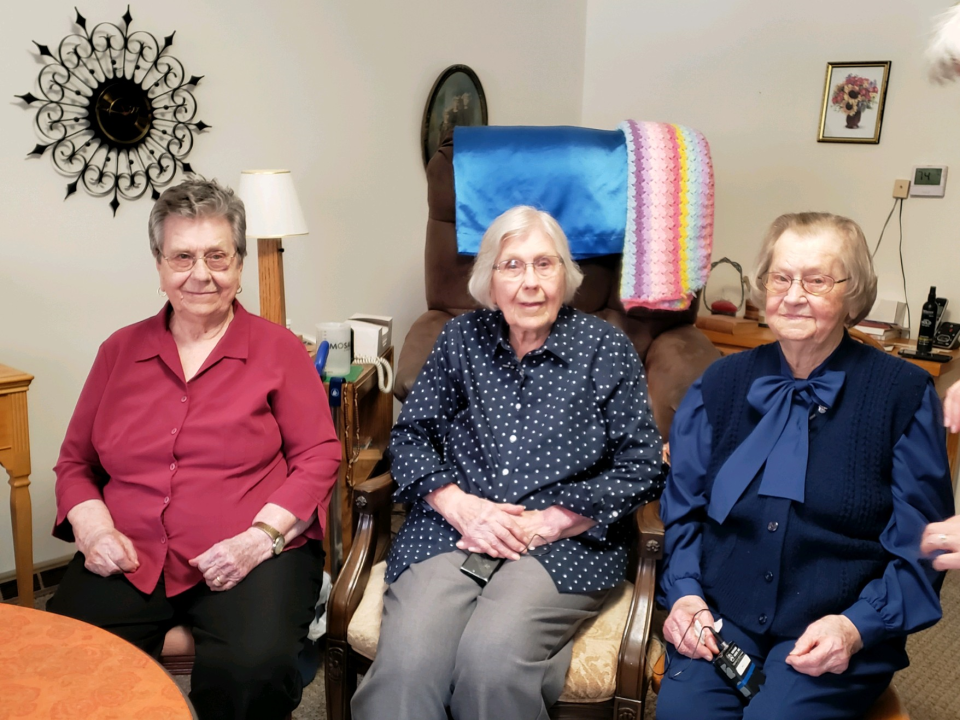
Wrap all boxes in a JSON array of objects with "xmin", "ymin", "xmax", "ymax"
[{"xmin": 421, "ymin": 64, "xmax": 487, "ymax": 168}]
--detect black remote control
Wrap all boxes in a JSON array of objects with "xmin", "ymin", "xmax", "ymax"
[
  {"xmin": 899, "ymin": 348, "xmax": 953, "ymax": 363},
  {"xmin": 934, "ymin": 321, "xmax": 960, "ymax": 349}
]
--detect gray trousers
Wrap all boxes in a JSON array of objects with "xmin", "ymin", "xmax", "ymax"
[{"xmin": 351, "ymin": 550, "xmax": 607, "ymax": 720}]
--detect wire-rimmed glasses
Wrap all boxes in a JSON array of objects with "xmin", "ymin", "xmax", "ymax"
[
  {"xmin": 162, "ymin": 252, "xmax": 237, "ymax": 272},
  {"xmin": 760, "ymin": 272, "xmax": 849, "ymax": 296},
  {"xmin": 524, "ymin": 533, "xmax": 553, "ymax": 557},
  {"xmin": 493, "ymin": 255, "xmax": 562, "ymax": 280}
]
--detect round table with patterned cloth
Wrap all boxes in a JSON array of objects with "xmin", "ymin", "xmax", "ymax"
[{"xmin": 0, "ymin": 602, "xmax": 195, "ymax": 719}]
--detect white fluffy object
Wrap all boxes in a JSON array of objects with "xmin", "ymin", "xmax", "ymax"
[
  {"xmin": 307, "ymin": 571, "xmax": 332, "ymax": 641},
  {"xmin": 928, "ymin": 3, "xmax": 960, "ymax": 83}
]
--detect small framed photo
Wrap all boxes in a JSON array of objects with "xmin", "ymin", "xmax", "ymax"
[
  {"xmin": 817, "ymin": 61, "xmax": 891, "ymax": 144},
  {"xmin": 421, "ymin": 64, "xmax": 488, "ymax": 168}
]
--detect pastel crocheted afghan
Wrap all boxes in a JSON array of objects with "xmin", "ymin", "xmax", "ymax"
[
  {"xmin": 452, "ymin": 121, "xmax": 714, "ymax": 311},
  {"xmin": 617, "ymin": 120, "xmax": 714, "ymax": 311}
]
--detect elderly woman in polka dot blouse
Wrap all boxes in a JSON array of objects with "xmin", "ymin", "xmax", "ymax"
[{"xmin": 352, "ymin": 205, "xmax": 664, "ymax": 720}]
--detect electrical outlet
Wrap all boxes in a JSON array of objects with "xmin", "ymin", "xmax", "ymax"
[{"xmin": 893, "ymin": 179, "xmax": 910, "ymax": 199}]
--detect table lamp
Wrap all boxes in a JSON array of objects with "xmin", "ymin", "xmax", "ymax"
[{"xmin": 237, "ymin": 169, "xmax": 309, "ymax": 326}]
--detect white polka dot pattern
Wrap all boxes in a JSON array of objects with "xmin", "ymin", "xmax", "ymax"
[{"xmin": 386, "ymin": 306, "xmax": 664, "ymax": 592}]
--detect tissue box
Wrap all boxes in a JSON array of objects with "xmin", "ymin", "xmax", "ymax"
[{"xmin": 347, "ymin": 314, "xmax": 392, "ymax": 359}]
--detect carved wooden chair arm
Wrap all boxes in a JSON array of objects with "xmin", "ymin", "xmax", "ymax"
[
  {"xmin": 614, "ymin": 500, "xmax": 663, "ymax": 708},
  {"xmin": 327, "ymin": 471, "xmax": 397, "ymax": 641},
  {"xmin": 637, "ymin": 499, "xmax": 664, "ymax": 559}
]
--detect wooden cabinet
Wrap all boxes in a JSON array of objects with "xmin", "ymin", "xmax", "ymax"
[
  {"xmin": 321, "ymin": 348, "xmax": 394, "ymax": 574},
  {"xmin": 0, "ymin": 363, "xmax": 34, "ymax": 607}
]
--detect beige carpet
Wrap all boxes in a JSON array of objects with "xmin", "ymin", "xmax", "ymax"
[
  {"xmin": 895, "ymin": 569, "xmax": 960, "ymax": 720},
  {"xmin": 34, "ymin": 570, "xmax": 960, "ymax": 718}
]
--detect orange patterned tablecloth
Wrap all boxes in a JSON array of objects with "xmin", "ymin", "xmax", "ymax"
[{"xmin": 0, "ymin": 603, "xmax": 194, "ymax": 720}]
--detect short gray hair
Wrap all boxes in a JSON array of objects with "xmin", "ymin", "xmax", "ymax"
[
  {"xmin": 467, "ymin": 206, "xmax": 584, "ymax": 309},
  {"xmin": 751, "ymin": 212, "xmax": 877, "ymax": 327},
  {"xmin": 148, "ymin": 177, "xmax": 247, "ymax": 261}
]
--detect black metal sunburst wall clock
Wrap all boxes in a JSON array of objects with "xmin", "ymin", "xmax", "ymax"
[{"xmin": 17, "ymin": 6, "xmax": 210, "ymax": 215}]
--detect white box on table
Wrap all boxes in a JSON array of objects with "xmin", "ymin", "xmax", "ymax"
[{"xmin": 347, "ymin": 314, "xmax": 392, "ymax": 359}]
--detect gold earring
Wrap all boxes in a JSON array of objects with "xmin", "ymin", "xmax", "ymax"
[
  {"xmin": 158, "ymin": 288, "xmax": 167, "ymax": 298},
  {"xmin": 237, "ymin": 285, "xmax": 243, "ymax": 294}
]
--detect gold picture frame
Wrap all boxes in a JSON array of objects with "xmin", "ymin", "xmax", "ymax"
[
  {"xmin": 421, "ymin": 64, "xmax": 487, "ymax": 168},
  {"xmin": 818, "ymin": 61, "xmax": 891, "ymax": 144}
]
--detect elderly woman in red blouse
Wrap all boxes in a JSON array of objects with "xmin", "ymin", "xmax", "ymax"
[{"xmin": 47, "ymin": 177, "xmax": 340, "ymax": 720}]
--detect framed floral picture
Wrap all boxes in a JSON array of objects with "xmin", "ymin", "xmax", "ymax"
[{"xmin": 818, "ymin": 62, "xmax": 891, "ymax": 144}]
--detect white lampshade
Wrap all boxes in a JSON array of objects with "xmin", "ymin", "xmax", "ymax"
[{"xmin": 237, "ymin": 169, "xmax": 309, "ymax": 238}]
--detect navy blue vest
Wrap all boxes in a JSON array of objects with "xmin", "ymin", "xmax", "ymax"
[{"xmin": 699, "ymin": 335, "xmax": 928, "ymax": 637}]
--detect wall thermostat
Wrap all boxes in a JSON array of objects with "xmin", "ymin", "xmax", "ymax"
[{"xmin": 910, "ymin": 166, "xmax": 948, "ymax": 197}]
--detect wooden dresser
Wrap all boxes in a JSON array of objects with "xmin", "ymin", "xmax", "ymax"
[{"xmin": 0, "ymin": 363, "xmax": 34, "ymax": 606}]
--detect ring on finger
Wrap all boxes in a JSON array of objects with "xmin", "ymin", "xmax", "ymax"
[
  {"xmin": 940, "ymin": 533, "xmax": 949, "ymax": 545},
  {"xmin": 214, "ymin": 575, "xmax": 223, "ymax": 586}
]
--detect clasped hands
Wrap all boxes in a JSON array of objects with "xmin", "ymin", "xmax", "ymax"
[
  {"xmin": 426, "ymin": 484, "xmax": 594, "ymax": 560},
  {"xmin": 664, "ymin": 595, "xmax": 863, "ymax": 677}
]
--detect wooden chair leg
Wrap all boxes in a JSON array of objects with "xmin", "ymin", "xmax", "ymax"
[
  {"xmin": 613, "ymin": 696, "xmax": 644, "ymax": 720},
  {"xmin": 325, "ymin": 637, "xmax": 354, "ymax": 720}
]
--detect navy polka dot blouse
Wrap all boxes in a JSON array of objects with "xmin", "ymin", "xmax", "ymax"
[{"xmin": 386, "ymin": 306, "xmax": 664, "ymax": 593}]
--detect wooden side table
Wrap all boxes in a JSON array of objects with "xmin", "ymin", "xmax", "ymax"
[
  {"xmin": 0, "ymin": 363, "xmax": 34, "ymax": 607},
  {"xmin": 320, "ymin": 347, "xmax": 394, "ymax": 574},
  {"xmin": 696, "ymin": 321, "xmax": 960, "ymax": 485}
]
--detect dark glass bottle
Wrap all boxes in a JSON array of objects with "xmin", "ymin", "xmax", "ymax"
[{"xmin": 918, "ymin": 286, "xmax": 938, "ymax": 354}]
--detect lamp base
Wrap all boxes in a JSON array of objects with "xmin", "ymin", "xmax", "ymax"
[{"xmin": 258, "ymin": 238, "xmax": 286, "ymax": 326}]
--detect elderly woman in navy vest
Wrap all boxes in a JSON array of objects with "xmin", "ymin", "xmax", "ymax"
[
  {"xmin": 352, "ymin": 206, "xmax": 664, "ymax": 720},
  {"xmin": 656, "ymin": 212, "xmax": 955, "ymax": 720}
]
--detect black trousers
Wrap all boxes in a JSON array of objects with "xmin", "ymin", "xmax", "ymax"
[{"xmin": 47, "ymin": 540, "xmax": 325, "ymax": 720}]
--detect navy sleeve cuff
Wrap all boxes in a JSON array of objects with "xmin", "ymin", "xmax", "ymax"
[
  {"xmin": 842, "ymin": 599, "xmax": 889, "ymax": 650},
  {"xmin": 664, "ymin": 577, "xmax": 705, "ymax": 611}
]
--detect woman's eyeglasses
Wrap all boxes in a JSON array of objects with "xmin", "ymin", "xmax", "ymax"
[
  {"xmin": 163, "ymin": 252, "xmax": 236, "ymax": 272},
  {"xmin": 524, "ymin": 534, "xmax": 553, "ymax": 557},
  {"xmin": 493, "ymin": 255, "xmax": 562, "ymax": 279},
  {"xmin": 760, "ymin": 272, "xmax": 849, "ymax": 296}
]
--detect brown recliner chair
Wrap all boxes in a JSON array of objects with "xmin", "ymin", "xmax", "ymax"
[{"xmin": 394, "ymin": 133, "xmax": 721, "ymax": 442}]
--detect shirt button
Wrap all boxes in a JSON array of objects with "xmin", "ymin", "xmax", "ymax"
[
  {"xmin": 164, "ymin": 497, "xmax": 170, "ymax": 504},
  {"xmin": 764, "ymin": 571, "xmax": 774, "ymax": 582},
  {"xmin": 160, "ymin": 536, "xmax": 166, "ymax": 544},
  {"xmin": 767, "ymin": 521, "xmax": 779, "ymax": 532},
  {"xmin": 169, "ymin": 463, "xmax": 176, "ymax": 471},
  {"xmin": 510, "ymin": 435, "xmax": 517, "ymax": 443},
  {"xmin": 758, "ymin": 614, "xmax": 767, "ymax": 625},
  {"xmin": 501, "ymin": 468, "xmax": 509, "ymax": 476},
  {"xmin": 170, "ymin": 428, "xmax": 177, "ymax": 435},
  {"xmin": 181, "ymin": 396, "xmax": 187, "ymax": 403}
]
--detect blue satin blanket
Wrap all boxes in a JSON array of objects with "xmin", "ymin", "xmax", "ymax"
[{"xmin": 453, "ymin": 125, "xmax": 627, "ymax": 258}]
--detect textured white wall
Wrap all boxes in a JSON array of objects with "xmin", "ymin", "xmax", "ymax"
[
  {"xmin": 582, "ymin": 0, "xmax": 960, "ymax": 330},
  {"xmin": 0, "ymin": 0, "xmax": 587, "ymax": 573}
]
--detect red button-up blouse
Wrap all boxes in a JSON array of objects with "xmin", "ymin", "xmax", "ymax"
[{"xmin": 54, "ymin": 302, "xmax": 340, "ymax": 596}]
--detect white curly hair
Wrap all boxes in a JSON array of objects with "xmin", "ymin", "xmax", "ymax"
[{"xmin": 928, "ymin": 3, "xmax": 960, "ymax": 82}]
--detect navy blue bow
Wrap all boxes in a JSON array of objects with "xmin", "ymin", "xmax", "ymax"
[{"xmin": 707, "ymin": 369, "xmax": 846, "ymax": 524}]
